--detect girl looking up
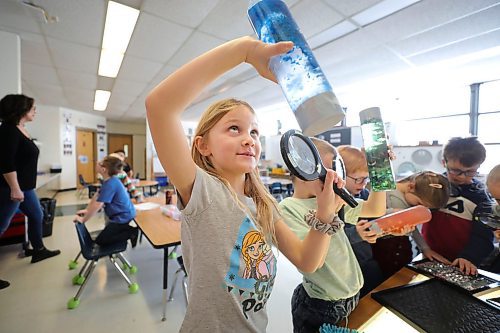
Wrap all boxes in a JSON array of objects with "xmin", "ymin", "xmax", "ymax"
[{"xmin": 146, "ymin": 37, "xmax": 345, "ymax": 332}]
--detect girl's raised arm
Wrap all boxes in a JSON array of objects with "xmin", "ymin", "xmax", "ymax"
[{"xmin": 145, "ymin": 37, "xmax": 292, "ymax": 204}]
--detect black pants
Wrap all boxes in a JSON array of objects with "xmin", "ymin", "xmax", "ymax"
[
  {"xmin": 95, "ymin": 222, "xmax": 136, "ymax": 246},
  {"xmin": 291, "ymin": 284, "xmax": 360, "ymax": 333}
]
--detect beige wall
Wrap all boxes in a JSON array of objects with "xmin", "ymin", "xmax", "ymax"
[{"xmin": 107, "ymin": 121, "xmax": 146, "ymax": 179}]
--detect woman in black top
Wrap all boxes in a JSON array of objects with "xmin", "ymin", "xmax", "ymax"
[{"xmin": 0, "ymin": 94, "xmax": 61, "ymax": 288}]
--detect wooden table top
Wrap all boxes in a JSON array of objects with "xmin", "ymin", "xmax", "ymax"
[
  {"xmin": 134, "ymin": 196, "xmax": 181, "ymax": 248},
  {"xmin": 347, "ymin": 267, "xmax": 421, "ymax": 329},
  {"xmin": 137, "ymin": 180, "xmax": 159, "ymax": 187}
]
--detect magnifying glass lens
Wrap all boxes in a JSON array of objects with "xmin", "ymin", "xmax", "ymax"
[{"xmin": 289, "ymin": 136, "xmax": 316, "ymax": 175}]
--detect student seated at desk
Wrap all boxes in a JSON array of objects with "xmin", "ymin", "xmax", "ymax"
[{"xmin": 73, "ymin": 156, "xmax": 138, "ymax": 247}]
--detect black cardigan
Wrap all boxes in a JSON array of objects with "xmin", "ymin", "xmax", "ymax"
[{"xmin": 0, "ymin": 122, "xmax": 39, "ymax": 190}]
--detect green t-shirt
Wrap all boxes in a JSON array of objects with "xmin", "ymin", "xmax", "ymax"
[
  {"xmin": 279, "ymin": 197, "xmax": 363, "ymax": 301},
  {"xmin": 343, "ymin": 198, "xmax": 365, "ymax": 225}
]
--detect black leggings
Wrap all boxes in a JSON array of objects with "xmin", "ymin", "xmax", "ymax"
[{"xmin": 95, "ymin": 222, "xmax": 135, "ymax": 246}]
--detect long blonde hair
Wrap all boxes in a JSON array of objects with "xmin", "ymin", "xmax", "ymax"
[
  {"xmin": 242, "ymin": 231, "xmax": 265, "ymax": 273},
  {"xmin": 191, "ymin": 98, "xmax": 279, "ymax": 245}
]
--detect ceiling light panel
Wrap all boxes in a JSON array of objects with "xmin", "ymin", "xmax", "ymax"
[{"xmin": 98, "ymin": 1, "xmax": 139, "ymax": 78}]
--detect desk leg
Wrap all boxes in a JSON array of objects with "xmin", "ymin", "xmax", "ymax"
[{"xmin": 162, "ymin": 246, "xmax": 169, "ymax": 322}]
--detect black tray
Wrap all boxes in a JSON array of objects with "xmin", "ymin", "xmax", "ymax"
[
  {"xmin": 407, "ymin": 259, "xmax": 500, "ymax": 294},
  {"xmin": 371, "ymin": 279, "xmax": 500, "ymax": 333}
]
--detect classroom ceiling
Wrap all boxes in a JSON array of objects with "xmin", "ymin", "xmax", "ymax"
[{"xmin": 1, "ymin": 0, "xmax": 499, "ymax": 123}]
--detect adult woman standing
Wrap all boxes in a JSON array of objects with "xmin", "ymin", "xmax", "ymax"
[{"xmin": 0, "ymin": 94, "xmax": 60, "ymax": 289}]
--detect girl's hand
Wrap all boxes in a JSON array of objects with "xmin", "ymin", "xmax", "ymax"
[
  {"xmin": 389, "ymin": 225, "xmax": 415, "ymax": 236},
  {"xmin": 494, "ymin": 230, "xmax": 500, "ymax": 241},
  {"xmin": 356, "ymin": 220, "xmax": 378, "ymax": 243},
  {"xmin": 422, "ymin": 248, "xmax": 452, "ymax": 265},
  {"xmin": 244, "ymin": 38, "xmax": 294, "ymax": 83},
  {"xmin": 315, "ymin": 170, "xmax": 343, "ymax": 223},
  {"xmin": 10, "ymin": 188, "xmax": 24, "ymax": 202}
]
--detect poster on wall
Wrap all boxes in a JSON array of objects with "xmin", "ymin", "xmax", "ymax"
[
  {"xmin": 96, "ymin": 124, "xmax": 106, "ymax": 161},
  {"xmin": 63, "ymin": 112, "xmax": 73, "ymax": 155}
]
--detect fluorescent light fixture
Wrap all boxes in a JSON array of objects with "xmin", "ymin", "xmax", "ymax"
[
  {"xmin": 352, "ymin": 0, "xmax": 420, "ymax": 27},
  {"xmin": 98, "ymin": 1, "xmax": 139, "ymax": 78},
  {"xmin": 308, "ymin": 20, "xmax": 358, "ymax": 49},
  {"xmin": 94, "ymin": 90, "xmax": 111, "ymax": 111}
]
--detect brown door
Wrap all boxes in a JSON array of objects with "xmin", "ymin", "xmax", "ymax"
[
  {"xmin": 76, "ymin": 129, "xmax": 95, "ymax": 186},
  {"xmin": 108, "ymin": 134, "xmax": 133, "ymax": 173}
]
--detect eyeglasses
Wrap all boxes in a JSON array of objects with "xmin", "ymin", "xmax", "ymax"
[
  {"xmin": 444, "ymin": 162, "xmax": 479, "ymax": 177},
  {"xmin": 347, "ymin": 175, "xmax": 370, "ymax": 184}
]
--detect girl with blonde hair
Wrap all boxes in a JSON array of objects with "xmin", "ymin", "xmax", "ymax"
[{"xmin": 146, "ymin": 37, "xmax": 345, "ymax": 332}]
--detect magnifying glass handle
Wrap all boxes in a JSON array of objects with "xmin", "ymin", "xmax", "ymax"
[{"xmin": 333, "ymin": 184, "xmax": 358, "ymax": 208}]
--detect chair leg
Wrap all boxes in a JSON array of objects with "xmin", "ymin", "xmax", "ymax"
[
  {"xmin": 74, "ymin": 260, "xmax": 97, "ymax": 300},
  {"xmin": 117, "ymin": 253, "xmax": 132, "ymax": 269},
  {"xmin": 182, "ymin": 275, "xmax": 188, "ymax": 304},
  {"xmin": 109, "ymin": 255, "xmax": 133, "ymax": 286},
  {"xmin": 168, "ymin": 268, "xmax": 183, "ymax": 301}
]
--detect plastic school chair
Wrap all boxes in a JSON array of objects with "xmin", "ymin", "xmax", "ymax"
[
  {"xmin": 67, "ymin": 222, "xmax": 139, "ymax": 309},
  {"xmin": 168, "ymin": 256, "xmax": 188, "ymax": 305}
]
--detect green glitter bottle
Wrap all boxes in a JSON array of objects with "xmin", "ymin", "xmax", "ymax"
[{"xmin": 359, "ymin": 107, "xmax": 396, "ymax": 191}]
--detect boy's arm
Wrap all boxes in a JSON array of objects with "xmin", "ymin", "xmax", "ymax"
[
  {"xmin": 458, "ymin": 188, "xmax": 496, "ymax": 266},
  {"xmin": 458, "ymin": 219, "xmax": 494, "ymax": 266},
  {"xmin": 74, "ymin": 198, "xmax": 103, "ymax": 223}
]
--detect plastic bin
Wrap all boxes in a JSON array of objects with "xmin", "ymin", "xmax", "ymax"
[
  {"xmin": 155, "ymin": 176, "xmax": 169, "ymax": 187},
  {"xmin": 40, "ymin": 198, "xmax": 57, "ymax": 237}
]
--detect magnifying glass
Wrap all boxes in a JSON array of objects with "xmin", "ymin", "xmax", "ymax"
[{"xmin": 280, "ymin": 129, "xmax": 358, "ymax": 208}]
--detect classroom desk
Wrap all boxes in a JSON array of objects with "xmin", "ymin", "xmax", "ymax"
[
  {"xmin": 136, "ymin": 180, "xmax": 159, "ymax": 196},
  {"xmin": 133, "ymin": 195, "xmax": 181, "ymax": 322},
  {"xmin": 347, "ymin": 267, "xmax": 500, "ymax": 331}
]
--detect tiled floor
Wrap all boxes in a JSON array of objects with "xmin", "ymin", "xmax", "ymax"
[{"xmin": 0, "ymin": 190, "xmax": 299, "ymax": 333}]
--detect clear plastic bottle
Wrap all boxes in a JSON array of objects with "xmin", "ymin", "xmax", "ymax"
[
  {"xmin": 247, "ymin": 0, "xmax": 344, "ymax": 136},
  {"xmin": 359, "ymin": 107, "xmax": 396, "ymax": 191},
  {"xmin": 370, "ymin": 205, "xmax": 432, "ymax": 235}
]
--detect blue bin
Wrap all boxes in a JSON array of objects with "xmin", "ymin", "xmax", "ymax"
[{"xmin": 155, "ymin": 176, "xmax": 168, "ymax": 186}]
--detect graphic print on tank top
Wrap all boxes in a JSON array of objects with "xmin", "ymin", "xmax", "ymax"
[{"xmin": 224, "ymin": 216, "xmax": 277, "ymax": 320}]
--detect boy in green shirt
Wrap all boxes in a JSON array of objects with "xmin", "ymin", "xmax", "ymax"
[{"xmin": 279, "ymin": 138, "xmax": 373, "ymax": 332}]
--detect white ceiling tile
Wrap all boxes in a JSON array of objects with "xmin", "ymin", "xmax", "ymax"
[
  {"xmin": 167, "ymin": 31, "xmax": 225, "ymax": 67},
  {"xmin": 291, "ymin": 0, "xmax": 344, "ymax": 38},
  {"xmin": 149, "ymin": 65, "xmax": 178, "ymax": 87},
  {"xmin": 36, "ymin": 0, "xmax": 105, "ymax": 48},
  {"xmin": 408, "ymin": 29, "xmax": 500, "ymax": 66},
  {"xmin": 0, "ymin": 0, "xmax": 42, "ymax": 34},
  {"xmin": 22, "ymin": 63, "xmax": 60, "ymax": 86},
  {"xmin": 29, "ymin": 83, "xmax": 68, "ymax": 106},
  {"xmin": 142, "ymin": 0, "xmax": 219, "ymax": 28},
  {"xmin": 118, "ymin": 55, "xmax": 163, "ymax": 82},
  {"xmin": 21, "ymin": 39, "xmax": 53, "ymax": 67},
  {"xmin": 47, "ymin": 37, "xmax": 100, "ymax": 74},
  {"xmin": 126, "ymin": 12, "xmax": 193, "ymax": 63},
  {"xmin": 362, "ymin": 0, "xmax": 500, "ymax": 44},
  {"xmin": 322, "ymin": 0, "xmax": 383, "ymax": 17},
  {"xmin": 198, "ymin": 0, "xmax": 255, "ymax": 40},
  {"xmin": 390, "ymin": 4, "xmax": 500, "ymax": 57},
  {"xmin": 107, "ymin": 92, "xmax": 138, "ymax": 110},
  {"xmin": 113, "ymin": 79, "xmax": 148, "ymax": 98},
  {"xmin": 313, "ymin": 28, "xmax": 382, "ymax": 68},
  {"xmin": 58, "ymin": 69, "xmax": 97, "ymax": 90}
]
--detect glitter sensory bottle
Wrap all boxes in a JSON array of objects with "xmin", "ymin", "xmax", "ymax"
[
  {"xmin": 359, "ymin": 107, "xmax": 396, "ymax": 191},
  {"xmin": 370, "ymin": 205, "xmax": 432, "ymax": 235},
  {"xmin": 247, "ymin": 0, "xmax": 345, "ymax": 136}
]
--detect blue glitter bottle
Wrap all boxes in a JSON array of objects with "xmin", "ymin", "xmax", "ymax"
[{"xmin": 248, "ymin": 0, "xmax": 344, "ymax": 136}]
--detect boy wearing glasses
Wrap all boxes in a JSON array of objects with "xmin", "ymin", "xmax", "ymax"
[{"xmin": 422, "ymin": 137, "xmax": 495, "ymax": 275}]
